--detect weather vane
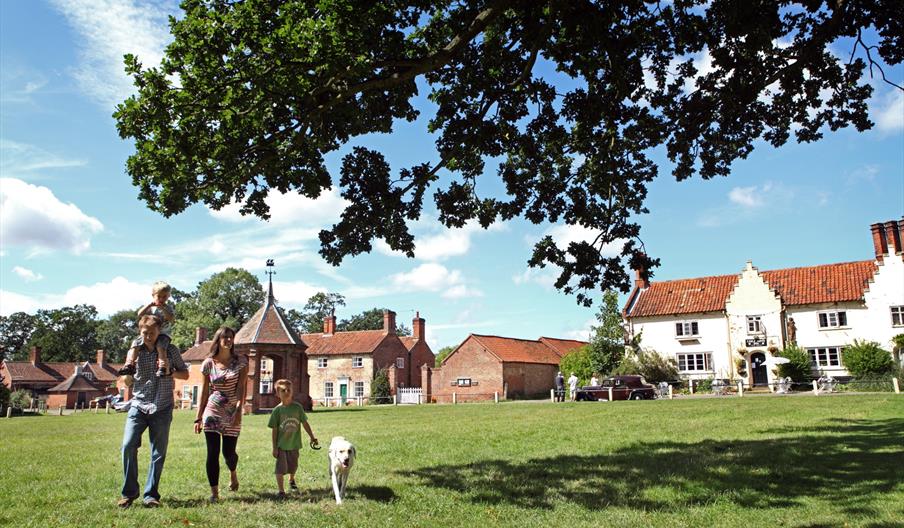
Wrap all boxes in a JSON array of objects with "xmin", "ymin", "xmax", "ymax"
[{"xmin": 265, "ymin": 259, "xmax": 276, "ymax": 280}]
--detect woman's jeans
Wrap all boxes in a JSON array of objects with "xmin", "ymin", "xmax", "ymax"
[{"xmin": 121, "ymin": 406, "xmax": 173, "ymax": 501}]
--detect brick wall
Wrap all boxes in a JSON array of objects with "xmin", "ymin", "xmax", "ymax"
[
  {"xmin": 503, "ymin": 362, "xmax": 558, "ymax": 399},
  {"xmin": 430, "ymin": 337, "xmax": 503, "ymax": 403},
  {"xmin": 371, "ymin": 336, "xmax": 410, "ymax": 393},
  {"xmin": 308, "ymin": 354, "xmax": 374, "ymax": 405},
  {"xmin": 174, "ymin": 361, "xmax": 207, "ymax": 409},
  {"xmin": 407, "ymin": 340, "xmax": 435, "ymax": 388}
]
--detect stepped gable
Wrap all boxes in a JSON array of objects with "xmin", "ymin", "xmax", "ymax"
[
  {"xmin": 470, "ymin": 334, "xmax": 564, "ymax": 365},
  {"xmin": 235, "ymin": 282, "xmax": 303, "ymax": 345},
  {"xmin": 300, "ymin": 330, "xmax": 387, "ymax": 356}
]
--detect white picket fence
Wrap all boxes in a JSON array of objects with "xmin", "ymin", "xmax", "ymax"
[{"xmin": 398, "ymin": 387, "xmax": 423, "ymax": 404}]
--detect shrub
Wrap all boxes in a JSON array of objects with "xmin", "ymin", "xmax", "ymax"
[
  {"xmin": 695, "ymin": 378, "xmax": 714, "ymax": 393},
  {"xmin": 370, "ymin": 368, "xmax": 391, "ymax": 404},
  {"xmin": 0, "ymin": 381, "xmax": 9, "ymax": 408},
  {"xmin": 559, "ymin": 346, "xmax": 594, "ymax": 386},
  {"xmin": 612, "ymin": 348, "xmax": 678, "ymax": 384},
  {"xmin": 842, "ymin": 340, "xmax": 893, "ymax": 378},
  {"xmin": 776, "ymin": 344, "xmax": 812, "ymax": 381},
  {"xmin": 9, "ymin": 389, "xmax": 30, "ymax": 409}
]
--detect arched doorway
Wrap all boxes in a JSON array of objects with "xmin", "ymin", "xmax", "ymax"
[
  {"xmin": 750, "ymin": 352, "xmax": 768, "ymax": 386},
  {"xmin": 258, "ymin": 355, "xmax": 284, "ymax": 409}
]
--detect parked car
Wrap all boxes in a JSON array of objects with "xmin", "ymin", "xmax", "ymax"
[{"xmin": 575, "ymin": 375, "xmax": 656, "ymax": 401}]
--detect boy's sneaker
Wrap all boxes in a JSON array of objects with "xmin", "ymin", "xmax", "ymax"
[
  {"xmin": 117, "ymin": 364, "xmax": 136, "ymax": 376},
  {"xmin": 155, "ymin": 366, "xmax": 170, "ymax": 378},
  {"xmin": 289, "ymin": 480, "xmax": 298, "ymax": 491}
]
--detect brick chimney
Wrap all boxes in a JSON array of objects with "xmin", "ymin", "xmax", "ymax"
[
  {"xmin": 871, "ymin": 222, "xmax": 889, "ymax": 260},
  {"xmin": 30, "ymin": 346, "xmax": 41, "ymax": 366},
  {"xmin": 96, "ymin": 349, "xmax": 107, "ymax": 368},
  {"xmin": 884, "ymin": 220, "xmax": 902, "ymax": 255},
  {"xmin": 383, "ymin": 310, "xmax": 396, "ymax": 335},
  {"xmin": 413, "ymin": 311, "xmax": 425, "ymax": 342},
  {"xmin": 323, "ymin": 314, "xmax": 337, "ymax": 335},
  {"xmin": 195, "ymin": 327, "xmax": 207, "ymax": 345}
]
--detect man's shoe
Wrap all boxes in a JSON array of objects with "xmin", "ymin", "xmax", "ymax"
[
  {"xmin": 117, "ymin": 496, "xmax": 135, "ymax": 508},
  {"xmin": 117, "ymin": 364, "xmax": 136, "ymax": 376},
  {"xmin": 276, "ymin": 491, "xmax": 286, "ymax": 500},
  {"xmin": 143, "ymin": 498, "xmax": 161, "ymax": 508}
]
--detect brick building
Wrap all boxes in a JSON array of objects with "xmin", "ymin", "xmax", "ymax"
[
  {"xmin": 1, "ymin": 347, "xmax": 127, "ymax": 409},
  {"xmin": 302, "ymin": 310, "xmax": 434, "ymax": 405},
  {"xmin": 423, "ymin": 334, "xmax": 587, "ymax": 403}
]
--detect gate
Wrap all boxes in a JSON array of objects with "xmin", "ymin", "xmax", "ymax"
[{"xmin": 398, "ymin": 387, "xmax": 423, "ymax": 404}]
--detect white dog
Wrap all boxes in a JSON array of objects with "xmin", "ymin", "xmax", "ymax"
[{"xmin": 328, "ymin": 436, "xmax": 356, "ymax": 504}]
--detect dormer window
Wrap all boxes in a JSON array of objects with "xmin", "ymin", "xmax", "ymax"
[{"xmin": 675, "ymin": 321, "xmax": 700, "ymax": 339}]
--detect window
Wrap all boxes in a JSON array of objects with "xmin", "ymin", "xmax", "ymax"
[
  {"xmin": 675, "ymin": 321, "xmax": 700, "ymax": 338},
  {"xmin": 457, "ymin": 378, "xmax": 472, "ymax": 387},
  {"xmin": 892, "ymin": 306, "xmax": 904, "ymax": 326},
  {"xmin": 352, "ymin": 357, "xmax": 363, "ymax": 368},
  {"xmin": 324, "ymin": 381, "xmax": 334, "ymax": 398},
  {"xmin": 396, "ymin": 357, "xmax": 405, "ymax": 369},
  {"xmin": 354, "ymin": 381, "xmax": 365, "ymax": 397},
  {"xmin": 807, "ymin": 347, "xmax": 842, "ymax": 367},
  {"xmin": 676, "ymin": 353, "xmax": 712, "ymax": 372},
  {"xmin": 182, "ymin": 384, "xmax": 190, "ymax": 401},
  {"xmin": 747, "ymin": 315, "xmax": 762, "ymax": 334},
  {"xmin": 817, "ymin": 311, "xmax": 847, "ymax": 329},
  {"xmin": 260, "ymin": 379, "xmax": 272, "ymax": 395},
  {"xmin": 317, "ymin": 358, "xmax": 328, "ymax": 368}
]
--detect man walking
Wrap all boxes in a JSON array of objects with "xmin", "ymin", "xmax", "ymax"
[
  {"xmin": 554, "ymin": 371, "xmax": 565, "ymax": 402},
  {"xmin": 118, "ymin": 315, "xmax": 189, "ymax": 508},
  {"xmin": 567, "ymin": 372, "xmax": 579, "ymax": 401}
]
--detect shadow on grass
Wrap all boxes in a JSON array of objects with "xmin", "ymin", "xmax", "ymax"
[
  {"xmin": 164, "ymin": 485, "xmax": 396, "ymax": 508},
  {"xmin": 398, "ymin": 418, "xmax": 903, "ymax": 515}
]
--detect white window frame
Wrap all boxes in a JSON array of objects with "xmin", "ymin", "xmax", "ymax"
[
  {"xmin": 457, "ymin": 377, "xmax": 472, "ymax": 387},
  {"xmin": 891, "ymin": 306, "xmax": 904, "ymax": 327},
  {"xmin": 354, "ymin": 381, "xmax": 365, "ymax": 397},
  {"xmin": 747, "ymin": 315, "xmax": 762, "ymax": 334},
  {"xmin": 352, "ymin": 356, "xmax": 363, "ymax": 368},
  {"xmin": 817, "ymin": 311, "xmax": 847, "ymax": 329},
  {"xmin": 182, "ymin": 384, "xmax": 190, "ymax": 401},
  {"xmin": 260, "ymin": 378, "xmax": 273, "ymax": 395},
  {"xmin": 324, "ymin": 381, "xmax": 334, "ymax": 398},
  {"xmin": 675, "ymin": 321, "xmax": 700, "ymax": 339},
  {"xmin": 316, "ymin": 357, "xmax": 328, "ymax": 369},
  {"xmin": 807, "ymin": 347, "xmax": 843, "ymax": 367},
  {"xmin": 396, "ymin": 357, "xmax": 405, "ymax": 369},
  {"xmin": 676, "ymin": 352, "xmax": 712, "ymax": 372}
]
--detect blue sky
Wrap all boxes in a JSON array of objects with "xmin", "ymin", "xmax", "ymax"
[{"xmin": 1, "ymin": 0, "xmax": 902, "ymax": 352}]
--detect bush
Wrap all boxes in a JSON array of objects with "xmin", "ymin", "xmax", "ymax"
[
  {"xmin": 694, "ymin": 378, "xmax": 714, "ymax": 393},
  {"xmin": 842, "ymin": 340, "xmax": 893, "ymax": 378},
  {"xmin": 370, "ymin": 368, "xmax": 391, "ymax": 404},
  {"xmin": 0, "ymin": 381, "xmax": 10, "ymax": 408},
  {"xmin": 9, "ymin": 389, "xmax": 30, "ymax": 409},
  {"xmin": 776, "ymin": 344, "xmax": 812, "ymax": 381},
  {"xmin": 612, "ymin": 348, "xmax": 678, "ymax": 383},
  {"xmin": 559, "ymin": 346, "xmax": 594, "ymax": 386}
]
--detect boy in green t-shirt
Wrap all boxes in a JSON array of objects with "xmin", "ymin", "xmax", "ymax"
[{"xmin": 267, "ymin": 379, "xmax": 318, "ymax": 497}]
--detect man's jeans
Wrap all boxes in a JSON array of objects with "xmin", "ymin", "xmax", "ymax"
[{"xmin": 121, "ymin": 406, "xmax": 173, "ymax": 501}]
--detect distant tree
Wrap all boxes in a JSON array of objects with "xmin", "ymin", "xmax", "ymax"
[
  {"xmin": 587, "ymin": 290, "xmax": 626, "ymax": 376},
  {"xmin": 370, "ymin": 368, "xmax": 391, "ymax": 405},
  {"xmin": 0, "ymin": 376, "xmax": 10, "ymax": 408},
  {"xmin": 25, "ymin": 305, "xmax": 100, "ymax": 362},
  {"xmin": 338, "ymin": 308, "xmax": 411, "ymax": 335},
  {"xmin": 559, "ymin": 345, "xmax": 594, "ymax": 387},
  {"xmin": 434, "ymin": 345, "xmax": 455, "ymax": 367},
  {"xmin": 96, "ymin": 309, "xmax": 139, "ymax": 362},
  {"xmin": 295, "ymin": 292, "xmax": 347, "ymax": 333},
  {"xmin": 0, "ymin": 312, "xmax": 36, "ymax": 361}
]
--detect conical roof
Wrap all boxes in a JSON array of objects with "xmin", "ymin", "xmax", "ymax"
[{"xmin": 235, "ymin": 281, "xmax": 303, "ymax": 345}]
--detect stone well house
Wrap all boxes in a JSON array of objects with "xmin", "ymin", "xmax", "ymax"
[
  {"xmin": 1, "ymin": 348, "xmax": 128, "ymax": 409},
  {"xmin": 423, "ymin": 334, "xmax": 587, "ymax": 403},
  {"xmin": 623, "ymin": 219, "xmax": 904, "ymax": 386},
  {"xmin": 302, "ymin": 310, "xmax": 434, "ymax": 405}
]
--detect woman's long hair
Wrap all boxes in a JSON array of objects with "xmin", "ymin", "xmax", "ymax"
[{"xmin": 207, "ymin": 326, "xmax": 237, "ymax": 359}]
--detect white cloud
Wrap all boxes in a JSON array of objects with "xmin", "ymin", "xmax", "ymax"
[
  {"xmin": 270, "ymin": 280, "xmax": 326, "ymax": 308},
  {"xmin": 0, "ymin": 139, "xmax": 87, "ymax": 176},
  {"xmin": 513, "ymin": 267, "xmax": 558, "ymax": 289},
  {"xmin": 390, "ymin": 263, "xmax": 482, "ymax": 299},
  {"xmin": 0, "ymin": 178, "xmax": 103, "ymax": 254},
  {"xmin": 12, "ymin": 266, "xmax": 43, "ymax": 282},
  {"xmin": 872, "ymin": 87, "xmax": 904, "ymax": 133},
  {"xmin": 376, "ymin": 218, "xmax": 507, "ymax": 261},
  {"xmin": 51, "ymin": 0, "xmax": 176, "ymax": 107},
  {"xmin": 728, "ymin": 185, "xmax": 766, "ymax": 208},
  {"xmin": 0, "ymin": 276, "xmax": 147, "ymax": 317},
  {"xmin": 208, "ymin": 187, "xmax": 349, "ymax": 228},
  {"xmin": 699, "ymin": 181, "xmax": 794, "ymax": 227}
]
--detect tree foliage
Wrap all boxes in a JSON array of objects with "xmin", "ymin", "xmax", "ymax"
[
  {"xmin": 612, "ymin": 348, "xmax": 679, "ymax": 383},
  {"xmin": 587, "ymin": 290, "xmax": 625, "ymax": 375},
  {"xmin": 370, "ymin": 368, "xmax": 391, "ymax": 404},
  {"xmin": 435, "ymin": 345, "xmax": 455, "ymax": 367},
  {"xmin": 293, "ymin": 292, "xmax": 347, "ymax": 333},
  {"xmin": 842, "ymin": 340, "xmax": 893, "ymax": 378},
  {"xmin": 114, "ymin": 0, "xmax": 902, "ymax": 305},
  {"xmin": 776, "ymin": 344, "xmax": 811, "ymax": 381},
  {"xmin": 0, "ymin": 312, "xmax": 36, "ymax": 361},
  {"xmin": 338, "ymin": 308, "xmax": 411, "ymax": 335},
  {"xmin": 25, "ymin": 305, "xmax": 100, "ymax": 363},
  {"xmin": 95, "ymin": 309, "xmax": 138, "ymax": 363},
  {"xmin": 559, "ymin": 345, "xmax": 594, "ymax": 387}
]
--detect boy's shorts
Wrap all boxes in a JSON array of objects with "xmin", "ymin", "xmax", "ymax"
[{"xmin": 275, "ymin": 449, "xmax": 299, "ymax": 475}]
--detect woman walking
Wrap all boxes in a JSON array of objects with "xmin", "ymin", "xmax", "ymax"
[{"xmin": 194, "ymin": 326, "xmax": 248, "ymax": 502}]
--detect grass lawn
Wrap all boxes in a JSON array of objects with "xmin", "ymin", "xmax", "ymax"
[{"xmin": 1, "ymin": 394, "xmax": 903, "ymax": 528}]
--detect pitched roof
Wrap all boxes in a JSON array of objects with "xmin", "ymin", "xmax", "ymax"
[
  {"xmin": 2, "ymin": 361, "xmax": 123, "ymax": 384},
  {"xmin": 235, "ymin": 283, "xmax": 304, "ymax": 346},
  {"xmin": 538, "ymin": 337, "xmax": 588, "ymax": 357},
  {"xmin": 399, "ymin": 336, "xmax": 419, "ymax": 351},
  {"xmin": 300, "ymin": 330, "xmax": 388, "ymax": 356},
  {"xmin": 48, "ymin": 372, "xmax": 102, "ymax": 392},
  {"xmin": 182, "ymin": 340, "xmax": 213, "ymax": 362},
  {"xmin": 470, "ymin": 334, "xmax": 572, "ymax": 365},
  {"xmin": 625, "ymin": 260, "xmax": 878, "ymax": 318}
]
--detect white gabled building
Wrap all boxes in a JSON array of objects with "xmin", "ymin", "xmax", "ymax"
[{"xmin": 623, "ymin": 219, "xmax": 904, "ymax": 386}]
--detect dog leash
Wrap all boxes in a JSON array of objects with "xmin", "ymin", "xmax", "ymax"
[{"xmin": 310, "ymin": 439, "xmax": 322, "ymax": 450}]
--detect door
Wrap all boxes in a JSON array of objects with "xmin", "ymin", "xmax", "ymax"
[
  {"xmin": 751, "ymin": 352, "xmax": 768, "ymax": 386},
  {"xmin": 191, "ymin": 385, "xmax": 199, "ymax": 407},
  {"xmin": 340, "ymin": 383, "xmax": 348, "ymax": 405},
  {"xmin": 77, "ymin": 392, "xmax": 87, "ymax": 408}
]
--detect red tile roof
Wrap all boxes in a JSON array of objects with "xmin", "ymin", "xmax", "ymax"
[
  {"xmin": 235, "ymin": 288, "xmax": 303, "ymax": 346},
  {"xmin": 48, "ymin": 373, "xmax": 102, "ymax": 392},
  {"xmin": 626, "ymin": 260, "xmax": 877, "ymax": 318},
  {"xmin": 2, "ymin": 361, "xmax": 124, "ymax": 385},
  {"xmin": 182, "ymin": 340, "xmax": 213, "ymax": 362},
  {"xmin": 470, "ymin": 334, "xmax": 580, "ymax": 365},
  {"xmin": 301, "ymin": 330, "xmax": 388, "ymax": 356},
  {"xmin": 538, "ymin": 337, "xmax": 588, "ymax": 357}
]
